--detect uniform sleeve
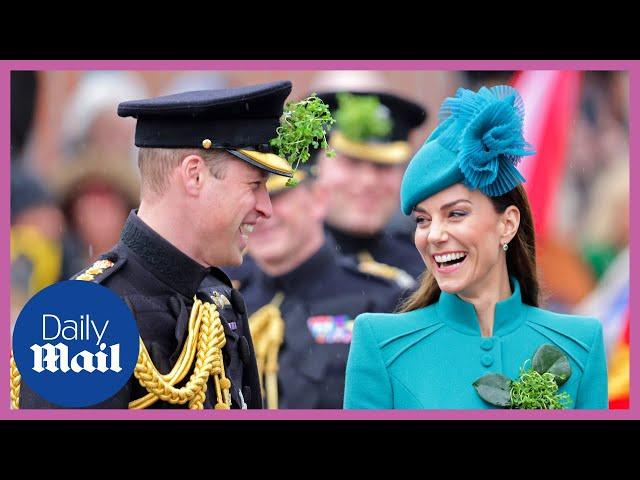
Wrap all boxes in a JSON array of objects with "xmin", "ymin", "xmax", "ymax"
[
  {"xmin": 343, "ymin": 314, "xmax": 393, "ymax": 409},
  {"xmin": 575, "ymin": 319, "xmax": 608, "ymax": 409}
]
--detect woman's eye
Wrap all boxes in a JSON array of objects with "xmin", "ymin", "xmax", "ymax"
[
  {"xmin": 450, "ymin": 210, "xmax": 467, "ymax": 218},
  {"xmin": 415, "ymin": 216, "xmax": 431, "ymax": 225}
]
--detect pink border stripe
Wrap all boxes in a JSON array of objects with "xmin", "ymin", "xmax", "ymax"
[
  {"xmin": 1, "ymin": 60, "xmax": 638, "ymax": 70},
  {"xmin": 629, "ymin": 63, "xmax": 637, "ymax": 412},
  {"xmin": 3, "ymin": 408, "xmax": 637, "ymax": 420},
  {"xmin": 2, "ymin": 67, "xmax": 10, "ymax": 416},
  {"xmin": 2, "ymin": 60, "xmax": 638, "ymax": 420}
]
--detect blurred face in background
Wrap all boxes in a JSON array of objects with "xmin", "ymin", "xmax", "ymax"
[
  {"xmin": 248, "ymin": 181, "xmax": 328, "ymax": 270},
  {"xmin": 70, "ymin": 181, "xmax": 130, "ymax": 255},
  {"xmin": 317, "ymin": 152, "xmax": 404, "ymax": 236}
]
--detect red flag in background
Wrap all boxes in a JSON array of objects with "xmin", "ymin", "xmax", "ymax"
[
  {"xmin": 608, "ymin": 310, "xmax": 630, "ymax": 409},
  {"xmin": 511, "ymin": 71, "xmax": 583, "ymax": 243}
]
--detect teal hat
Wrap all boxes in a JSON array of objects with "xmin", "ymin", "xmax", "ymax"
[{"xmin": 400, "ymin": 85, "xmax": 535, "ymax": 215}]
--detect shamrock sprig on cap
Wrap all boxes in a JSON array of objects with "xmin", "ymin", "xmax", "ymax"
[
  {"xmin": 270, "ymin": 93, "xmax": 336, "ymax": 187},
  {"xmin": 334, "ymin": 92, "xmax": 392, "ymax": 142},
  {"xmin": 472, "ymin": 344, "xmax": 573, "ymax": 409}
]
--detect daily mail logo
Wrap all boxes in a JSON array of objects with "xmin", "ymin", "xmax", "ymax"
[
  {"xmin": 31, "ymin": 314, "xmax": 122, "ymax": 374},
  {"xmin": 12, "ymin": 281, "xmax": 139, "ymax": 407}
]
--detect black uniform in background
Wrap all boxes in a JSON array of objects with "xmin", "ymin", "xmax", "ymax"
[
  {"xmin": 326, "ymin": 223, "xmax": 424, "ymax": 285},
  {"xmin": 224, "ymin": 237, "xmax": 403, "ymax": 409}
]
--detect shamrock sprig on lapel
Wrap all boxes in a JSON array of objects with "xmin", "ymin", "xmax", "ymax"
[{"xmin": 472, "ymin": 344, "xmax": 573, "ymax": 409}]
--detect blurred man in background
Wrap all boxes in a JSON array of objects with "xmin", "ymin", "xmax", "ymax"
[
  {"xmin": 221, "ymin": 166, "xmax": 404, "ymax": 408},
  {"xmin": 314, "ymin": 89, "xmax": 428, "ymax": 291}
]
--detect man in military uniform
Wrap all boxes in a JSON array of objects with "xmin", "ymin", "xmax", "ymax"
[
  {"xmin": 220, "ymin": 166, "xmax": 404, "ymax": 409},
  {"xmin": 18, "ymin": 80, "xmax": 298, "ymax": 409},
  {"xmin": 315, "ymin": 90, "xmax": 428, "ymax": 290}
]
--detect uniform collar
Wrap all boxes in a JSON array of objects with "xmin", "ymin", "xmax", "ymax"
[
  {"xmin": 261, "ymin": 237, "xmax": 337, "ymax": 296},
  {"xmin": 435, "ymin": 277, "xmax": 526, "ymax": 337},
  {"xmin": 325, "ymin": 224, "xmax": 382, "ymax": 255},
  {"xmin": 120, "ymin": 210, "xmax": 216, "ymax": 298}
]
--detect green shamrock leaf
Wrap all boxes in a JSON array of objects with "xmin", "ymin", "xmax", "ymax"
[
  {"xmin": 532, "ymin": 344, "xmax": 572, "ymax": 386},
  {"xmin": 472, "ymin": 373, "xmax": 512, "ymax": 407},
  {"xmin": 269, "ymin": 93, "xmax": 335, "ymax": 185}
]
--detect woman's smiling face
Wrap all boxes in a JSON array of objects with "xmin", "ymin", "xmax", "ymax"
[{"xmin": 413, "ymin": 183, "xmax": 514, "ymax": 297}]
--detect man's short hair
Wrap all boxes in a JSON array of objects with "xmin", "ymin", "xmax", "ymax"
[{"xmin": 138, "ymin": 148, "xmax": 229, "ymax": 197}]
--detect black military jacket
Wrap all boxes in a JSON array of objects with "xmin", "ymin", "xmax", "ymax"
[
  {"xmin": 225, "ymin": 238, "xmax": 403, "ymax": 409},
  {"xmin": 325, "ymin": 223, "xmax": 424, "ymax": 286},
  {"xmin": 20, "ymin": 211, "xmax": 262, "ymax": 409}
]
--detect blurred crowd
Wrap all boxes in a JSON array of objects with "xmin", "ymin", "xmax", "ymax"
[{"xmin": 10, "ymin": 69, "xmax": 630, "ymax": 407}]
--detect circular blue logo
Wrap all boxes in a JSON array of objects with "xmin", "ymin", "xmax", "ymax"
[{"xmin": 12, "ymin": 280, "xmax": 139, "ymax": 407}]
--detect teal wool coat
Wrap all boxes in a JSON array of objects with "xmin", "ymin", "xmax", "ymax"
[{"xmin": 343, "ymin": 279, "xmax": 608, "ymax": 409}]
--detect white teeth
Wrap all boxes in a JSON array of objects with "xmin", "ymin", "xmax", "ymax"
[
  {"xmin": 240, "ymin": 224, "xmax": 254, "ymax": 234},
  {"xmin": 434, "ymin": 252, "xmax": 467, "ymax": 263}
]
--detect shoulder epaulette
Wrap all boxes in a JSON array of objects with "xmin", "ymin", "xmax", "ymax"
[
  {"xmin": 354, "ymin": 252, "xmax": 416, "ymax": 289},
  {"xmin": 72, "ymin": 255, "xmax": 126, "ymax": 284}
]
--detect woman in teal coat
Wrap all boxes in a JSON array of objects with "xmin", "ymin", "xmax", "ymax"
[{"xmin": 343, "ymin": 85, "xmax": 608, "ymax": 409}]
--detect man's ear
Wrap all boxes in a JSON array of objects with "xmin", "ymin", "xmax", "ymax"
[{"xmin": 180, "ymin": 154, "xmax": 206, "ymax": 196}]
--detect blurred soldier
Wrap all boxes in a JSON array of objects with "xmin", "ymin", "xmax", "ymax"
[
  {"xmin": 315, "ymin": 90, "xmax": 428, "ymax": 290},
  {"xmin": 220, "ymin": 166, "xmax": 404, "ymax": 408}
]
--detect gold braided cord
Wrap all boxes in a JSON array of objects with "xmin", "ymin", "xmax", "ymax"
[
  {"xmin": 248, "ymin": 292, "xmax": 285, "ymax": 409},
  {"xmin": 128, "ymin": 295, "xmax": 204, "ymax": 409},
  {"xmin": 10, "ymin": 354, "xmax": 21, "ymax": 410},
  {"xmin": 266, "ymin": 373, "xmax": 279, "ymax": 410},
  {"xmin": 132, "ymin": 298, "xmax": 231, "ymax": 409}
]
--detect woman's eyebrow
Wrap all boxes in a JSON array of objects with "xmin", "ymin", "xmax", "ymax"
[
  {"xmin": 414, "ymin": 199, "xmax": 472, "ymax": 214},
  {"xmin": 440, "ymin": 199, "xmax": 472, "ymax": 210}
]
